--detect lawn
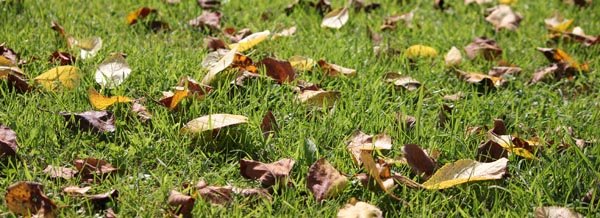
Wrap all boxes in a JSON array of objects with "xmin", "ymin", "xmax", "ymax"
[{"xmin": 1, "ymin": 0, "xmax": 599, "ymax": 217}]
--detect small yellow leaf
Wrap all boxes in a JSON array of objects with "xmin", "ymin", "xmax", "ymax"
[
  {"xmin": 499, "ymin": 0, "xmax": 517, "ymax": 5},
  {"xmin": 297, "ymin": 90, "xmax": 341, "ymax": 108},
  {"xmin": 228, "ymin": 30, "xmax": 270, "ymax": 52},
  {"xmin": 405, "ymin": 45, "xmax": 438, "ymax": 59},
  {"xmin": 34, "ymin": 66, "xmax": 80, "ymax": 91},
  {"xmin": 88, "ymin": 89, "xmax": 133, "ymax": 110},
  {"xmin": 488, "ymin": 134, "xmax": 536, "ymax": 159},
  {"xmin": 182, "ymin": 114, "xmax": 248, "ymax": 133},
  {"xmin": 422, "ymin": 158, "xmax": 508, "ymax": 189},
  {"xmin": 288, "ymin": 56, "xmax": 316, "ymax": 71},
  {"xmin": 159, "ymin": 88, "xmax": 190, "ymax": 110}
]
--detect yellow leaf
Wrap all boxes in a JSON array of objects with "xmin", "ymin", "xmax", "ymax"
[
  {"xmin": 488, "ymin": 134, "xmax": 536, "ymax": 159},
  {"xmin": 297, "ymin": 90, "xmax": 340, "ymax": 108},
  {"xmin": 288, "ymin": 56, "xmax": 316, "ymax": 71},
  {"xmin": 88, "ymin": 89, "xmax": 133, "ymax": 110},
  {"xmin": 405, "ymin": 45, "xmax": 438, "ymax": 59},
  {"xmin": 75, "ymin": 37, "xmax": 102, "ymax": 59},
  {"xmin": 159, "ymin": 88, "xmax": 190, "ymax": 110},
  {"xmin": 182, "ymin": 114, "xmax": 248, "ymax": 133},
  {"xmin": 228, "ymin": 30, "xmax": 270, "ymax": 52},
  {"xmin": 422, "ymin": 158, "xmax": 508, "ymax": 189},
  {"xmin": 201, "ymin": 46, "xmax": 238, "ymax": 85},
  {"xmin": 499, "ymin": 0, "xmax": 517, "ymax": 5},
  {"xmin": 34, "ymin": 66, "xmax": 80, "ymax": 91}
]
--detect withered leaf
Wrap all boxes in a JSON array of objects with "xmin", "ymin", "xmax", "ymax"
[
  {"xmin": 311, "ymin": 0, "xmax": 333, "ymax": 16},
  {"xmin": 232, "ymin": 187, "xmax": 272, "ymax": 201},
  {"xmin": 228, "ymin": 30, "xmax": 270, "ymax": 52},
  {"xmin": 464, "ymin": 37, "xmax": 502, "ymax": 60},
  {"xmin": 438, "ymin": 104, "xmax": 453, "ymax": 128},
  {"xmin": 383, "ymin": 73, "xmax": 421, "ymax": 91},
  {"xmin": 422, "ymin": 158, "xmax": 508, "ymax": 189},
  {"xmin": 544, "ymin": 14, "xmax": 573, "ymax": 33},
  {"xmin": 297, "ymin": 89, "xmax": 341, "ymax": 108},
  {"xmin": 487, "ymin": 133, "xmax": 538, "ymax": 159},
  {"xmin": 568, "ymin": 27, "xmax": 599, "ymax": 46},
  {"xmin": 477, "ymin": 140, "xmax": 508, "ymax": 162},
  {"xmin": 43, "ymin": 165, "xmax": 78, "ymax": 180},
  {"xmin": 200, "ymin": 48, "xmax": 238, "ymax": 85},
  {"xmin": 272, "ymin": 26, "xmax": 297, "ymax": 39},
  {"xmin": 530, "ymin": 64, "xmax": 560, "ymax": 84},
  {"xmin": 0, "ymin": 43, "xmax": 19, "ymax": 65},
  {"xmin": 50, "ymin": 21, "xmax": 77, "ymax": 48},
  {"xmin": 5, "ymin": 181, "xmax": 57, "ymax": 217},
  {"xmin": 49, "ymin": 51, "xmax": 76, "ymax": 65},
  {"xmin": 223, "ymin": 27, "xmax": 252, "ymax": 43},
  {"xmin": 534, "ymin": 206, "xmax": 583, "ymax": 218},
  {"xmin": 62, "ymin": 186, "xmax": 91, "ymax": 196},
  {"xmin": 131, "ymin": 100, "xmax": 152, "ymax": 122},
  {"xmin": 359, "ymin": 151, "xmax": 396, "ymax": 194},
  {"xmin": 195, "ymin": 181, "xmax": 233, "ymax": 205},
  {"xmin": 168, "ymin": 190, "xmax": 195, "ymax": 218},
  {"xmin": 259, "ymin": 57, "xmax": 296, "ymax": 83},
  {"xmin": 317, "ymin": 60, "xmax": 356, "ymax": 76},
  {"xmin": 536, "ymin": 47, "xmax": 588, "ymax": 72},
  {"xmin": 197, "ymin": 0, "xmax": 220, "ymax": 10},
  {"xmin": 380, "ymin": 12, "xmax": 413, "ymax": 31},
  {"xmin": 563, "ymin": 0, "xmax": 592, "ymax": 7},
  {"xmin": 0, "ymin": 124, "xmax": 18, "ymax": 157},
  {"xmin": 457, "ymin": 70, "xmax": 506, "ymax": 88},
  {"xmin": 203, "ymin": 37, "xmax": 226, "ymax": 51},
  {"xmin": 337, "ymin": 201, "xmax": 383, "ymax": 218},
  {"xmin": 74, "ymin": 157, "xmax": 118, "ymax": 179},
  {"xmin": 444, "ymin": 46, "xmax": 462, "ymax": 67},
  {"xmin": 260, "ymin": 110, "xmax": 279, "ymax": 139},
  {"xmin": 60, "ymin": 111, "xmax": 115, "ymax": 133},
  {"xmin": 351, "ymin": 0, "xmax": 381, "ymax": 13},
  {"xmin": 443, "ymin": 92, "xmax": 464, "ymax": 101},
  {"xmin": 396, "ymin": 112, "xmax": 416, "ymax": 129},
  {"xmin": 182, "ymin": 114, "xmax": 248, "ymax": 134},
  {"xmin": 403, "ymin": 144, "xmax": 436, "ymax": 178},
  {"xmin": 488, "ymin": 66, "xmax": 521, "ymax": 77},
  {"xmin": 307, "ymin": 158, "xmax": 348, "ymax": 202},
  {"xmin": 465, "ymin": 0, "xmax": 493, "ymax": 4},
  {"xmin": 289, "ymin": 56, "xmax": 316, "ymax": 71},
  {"xmin": 189, "ymin": 11, "xmax": 222, "ymax": 30},
  {"xmin": 321, "ymin": 8, "xmax": 349, "ymax": 29},
  {"xmin": 35, "ymin": 65, "xmax": 80, "ymax": 91},
  {"xmin": 239, "ymin": 158, "xmax": 295, "ymax": 187},
  {"xmin": 126, "ymin": 7, "xmax": 156, "ymax": 25},
  {"xmin": 88, "ymin": 89, "xmax": 133, "ymax": 110},
  {"xmin": 346, "ymin": 131, "xmax": 392, "ymax": 165},
  {"xmin": 485, "ymin": 5, "xmax": 522, "ymax": 31},
  {"xmin": 87, "ymin": 189, "xmax": 119, "ymax": 209}
]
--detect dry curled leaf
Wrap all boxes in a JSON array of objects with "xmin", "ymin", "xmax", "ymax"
[
  {"xmin": 289, "ymin": 56, "xmax": 316, "ymax": 71},
  {"xmin": 126, "ymin": 7, "xmax": 156, "ymax": 25},
  {"xmin": 167, "ymin": 190, "xmax": 195, "ymax": 218},
  {"xmin": 445, "ymin": 46, "xmax": 462, "ymax": 67},
  {"xmin": 272, "ymin": 26, "xmax": 297, "ymax": 39},
  {"xmin": 337, "ymin": 201, "xmax": 383, "ymax": 218},
  {"xmin": 159, "ymin": 76, "xmax": 213, "ymax": 110},
  {"xmin": 346, "ymin": 131, "xmax": 392, "ymax": 165},
  {"xmin": 0, "ymin": 124, "xmax": 18, "ymax": 157},
  {"xmin": 49, "ymin": 51, "xmax": 76, "ymax": 65},
  {"xmin": 203, "ymin": 37, "xmax": 226, "ymax": 51},
  {"xmin": 487, "ymin": 133, "xmax": 539, "ymax": 159},
  {"xmin": 383, "ymin": 73, "xmax": 421, "ymax": 91},
  {"xmin": 297, "ymin": 89, "xmax": 341, "ymax": 108},
  {"xmin": 359, "ymin": 151, "xmax": 397, "ymax": 195},
  {"xmin": 457, "ymin": 70, "xmax": 506, "ymax": 88},
  {"xmin": 351, "ymin": 0, "xmax": 381, "ymax": 13},
  {"xmin": 534, "ymin": 206, "xmax": 583, "ymax": 218},
  {"xmin": 544, "ymin": 14, "xmax": 573, "ymax": 33},
  {"xmin": 228, "ymin": 30, "xmax": 270, "ymax": 52},
  {"xmin": 422, "ymin": 158, "xmax": 508, "ymax": 189},
  {"xmin": 5, "ymin": 181, "xmax": 57, "ymax": 218},
  {"xmin": 131, "ymin": 100, "xmax": 152, "ymax": 122},
  {"xmin": 321, "ymin": 8, "xmax": 349, "ymax": 29},
  {"xmin": 0, "ymin": 43, "xmax": 19, "ymax": 65},
  {"xmin": 396, "ymin": 112, "xmax": 416, "ymax": 129},
  {"xmin": 485, "ymin": 5, "xmax": 522, "ymax": 31},
  {"xmin": 403, "ymin": 144, "xmax": 436, "ymax": 178},
  {"xmin": 259, "ymin": 57, "xmax": 296, "ymax": 83},
  {"xmin": 195, "ymin": 181, "xmax": 233, "ymax": 205},
  {"xmin": 223, "ymin": 27, "xmax": 252, "ymax": 43},
  {"xmin": 488, "ymin": 66, "xmax": 521, "ymax": 77},
  {"xmin": 201, "ymin": 47, "xmax": 238, "ymax": 85},
  {"xmin": 318, "ymin": 60, "xmax": 356, "ymax": 77},
  {"xmin": 307, "ymin": 158, "xmax": 348, "ymax": 202},
  {"xmin": 34, "ymin": 65, "xmax": 80, "ymax": 91},
  {"xmin": 75, "ymin": 37, "xmax": 103, "ymax": 59},
  {"xmin": 62, "ymin": 186, "xmax": 91, "ymax": 196},
  {"xmin": 233, "ymin": 187, "xmax": 272, "ymax": 200},
  {"xmin": 87, "ymin": 189, "xmax": 119, "ymax": 210},
  {"xmin": 74, "ymin": 158, "xmax": 118, "ymax": 180},
  {"xmin": 536, "ymin": 47, "xmax": 588, "ymax": 72},
  {"xmin": 464, "ymin": 37, "xmax": 502, "ymax": 60},
  {"xmin": 43, "ymin": 165, "xmax": 78, "ymax": 180},
  {"xmin": 239, "ymin": 158, "xmax": 295, "ymax": 187},
  {"xmin": 380, "ymin": 11, "xmax": 413, "ymax": 31},
  {"xmin": 60, "ymin": 111, "xmax": 115, "ymax": 133},
  {"xmin": 88, "ymin": 89, "xmax": 133, "ymax": 110},
  {"xmin": 197, "ymin": 0, "xmax": 220, "ymax": 10},
  {"xmin": 188, "ymin": 11, "xmax": 222, "ymax": 30},
  {"xmin": 95, "ymin": 53, "xmax": 131, "ymax": 88},
  {"xmin": 260, "ymin": 110, "xmax": 279, "ymax": 139},
  {"xmin": 182, "ymin": 114, "xmax": 248, "ymax": 134},
  {"xmin": 0, "ymin": 59, "xmax": 30, "ymax": 93}
]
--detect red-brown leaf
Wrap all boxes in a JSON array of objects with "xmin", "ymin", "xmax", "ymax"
[
  {"xmin": 402, "ymin": 144, "xmax": 436, "ymax": 178},
  {"xmin": 240, "ymin": 158, "xmax": 295, "ymax": 187},
  {"xmin": 0, "ymin": 124, "xmax": 18, "ymax": 157},
  {"xmin": 259, "ymin": 57, "xmax": 296, "ymax": 83}
]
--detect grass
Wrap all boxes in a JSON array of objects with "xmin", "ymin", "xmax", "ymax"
[{"xmin": 1, "ymin": 0, "xmax": 599, "ymax": 217}]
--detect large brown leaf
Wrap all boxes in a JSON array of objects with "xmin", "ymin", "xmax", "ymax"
[
  {"xmin": 403, "ymin": 144, "xmax": 436, "ymax": 178},
  {"xmin": 74, "ymin": 158, "xmax": 118, "ymax": 180},
  {"xmin": 464, "ymin": 37, "xmax": 502, "ymax": 60},
  {"xmin": 240, "ymin": 158, "xmax": 295, "ymax": 187},
  {"xmin": 307, "ymin": 158, "xmax": 348, "ymax": 202},
  {"xmin": 258, "ymin": 57, "xmax": 296, "ymax": 83},
  {"xmin": 167, "ymin": 190, "xmax": 195, "ymax": 218},
  {"xmin": 188, "ymin": 11, "xmax": 222, "ymax": 30},
  {"xmin": 260, "ymin": 110, "xmax": 279, "ymax": 139},
  {"xmin": 0, "ymin": 124, "xmax": 18, "ymax": 157},
  {"xmin": 5, "ymin": 181, "xmax": 57, "ymax": 217},
  {"xmin": 60, "ymin": 111, "xmax": 116, "ymax": 133},
  {"xmin": 194, "ymin": 180, "xmax": 233, "ymax": 205},
  {"xmin": 346, "ymin": 131, "xmax": 392, "ymax": 165}
]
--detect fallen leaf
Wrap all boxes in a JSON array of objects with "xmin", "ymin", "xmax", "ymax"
[
  {"xmin": 167, "ymin": 190, "xmax": 195, "ymax": 218},
  {"xmin": 383, "ymin": 73, "xmax": 421, "ymax": 91},
  {"xmin": 49, "ymin": 51, "xmax": 76, "ymax": 65},
  {"xmin": 75, "ymin": 37, "xmax": 102, "ymax": 59},
  {"xmin": 487, "ymin": 133, "xmax": 537, "ymax": 159},
  {"xmin": 464, "ymin": 37, "xmax": 502, "ymax": 60},
  {"xmin": 396, "ymin": 112, "xmax": 416, "ymax": 129},
  {"xmin": 34, "ymin": 65, "xmax": 80, "ymax": 91},
  {"xmin": 582, "ymin": 183, "xmax": 598, "ymax": 204},
  {"xmin": 337, "ymin": 201, "xmax": 383, "ymax": 218},
  {"xmin": 567, "ymin": 26, "xmax": 599, "ymax": 46},
  {"xmin": 485, "ymin": 5, "xmax": 522, "ymax": 31},
  {"xmin": 60, "ymin": 111, "xmax": 115, "ymax": 133},
  {"xmin": 563, "ymin": 0, "xmax": 592, "ymax": 7},
  {"xmin": 0, "ymin": 43, "xmax": 19, "ymax": 65},
  {"xmin": 95, "ymin": 53, "xmax": 131, "ymax": 88},
  {"xmin": 438, "ymin": 104, "xmax": 453, "ymax": 128},
  {"xmin": 260, "ymin": 110, "xmax": 279, "ymax": 139},
  {"xmin": 530, "ymin": 64, "xmax": 561, "ymax": 84},
  {"xmin": 159, "ymin": 88, "xmax": 190, "ymax": 110},
  {"xmin": 228, "ymin": 30, "xmax": 270, "ymax": 52},
  {"xmin": 359, "ymin": 151, "xmax": 397, "ymax": 194},
  {"xmin": 188, "ymin": 11, "xmax": 222, "ymax": 30},
  {"xmin": 240, "ymin": 158, "xmax": 295, "ymax": 187},
  {"xmin": 351, "ymin": 0, "xmax": 381, "ymax": 13},
  {"xmin": 182, "ymin": 114, "xmax": 248, "ymax": 134},
  {"xmin": 232, "ymin": 187, "xmax": 272, "ymax": 200},
  {"xmin": 197, "ymin": 0, "xmax": 220, "ymax": 10},
  {"xmin": 201, "ymin": 47, "xmax": 238, "ymax": 85},
  {"xmin": 131, "ymin": 100, "xmax": 152, "ymax": 122},
  {"xmin": 0, "ymin": 60, "xmax": 30, "ymax": 93},
  {"xmin": 148, "ymin": 20, "xmax": 171, "ymax": 32},
  {"xmin": 488, "ymin": 66, "xmax": 521, "ymax": 77},
  {"xmin": 534, "ymin": 206, "xmax": 583, "ymax": 218},
  {"xmin": 464, "ymin": 0, "xmax": 493, "ymax": 4},
  {"xmin": 289, "ymin": 56, "xmax": 316, "ymax": 71},
  {"xmin": 380, "ymin": 11, "xmax": 413, "ymax": 30},
  {"xmin": 403, "ymin": 144, "xmax": 437, "ymax": 178},
  {"xmin": 203, "ymin": 37, "xmax": 226, "ymax": 51},
  {"xmin": 43, "ymin": 165, "xmax": 78, "ymax": 180},
  {"xmin": 88, "ymin": 89, "xmax": 133, "ymax": 110},
  {"xmin": 297, "ymin": 89, "xmax": 341, "ymax": 108},
  {"xmin": 5, "ymin": 181, "xmax": 57, "ymax": 217},
  {"xmin": 259, "ymin": 57, "xmax": 296, "ymax": 83},
  {"xmin": 321, "ymin": 8, "xmax": 349, "ymax": 29},
  {"xmin": 74, "ymin": 158, "xmax": 118, "ymax": 180},
  {"xmin": 457, "ymin": 70, "xmax": 506, "ymax": 88},
  {"xmin": 126, "ymin": 7, "xmax": 156, "ymax": 25},
  {"xmin": 422, "ymin": 158, "xmax": 508, "ymax": 189},
  {"xmin": 272, "ymin": 26, "xmax": 297, "ymax": 39},
  {"xmin": 50, "ymin": 21, "xmax": 77, "ymax": 48},
  {"xmin": 405, "ymin": 45, "xmax": 438, "ymax": 59},
  {"xmin": 536, "ymin": 47, "xmax": 588, "ymax": 72},
  {"xmin": 318, "ymin": 60, "xmax": 356, "ymax": 76},
  {"xmin": 62, "ymin": 186, "xmax": 91, "ymax": 196},
  {"xmin": 544, "ymin": 14, "xmax": 573, "ymax": 33},
  {"xmin": 223, "ymin": 27, "xmax": 252, "ymax": 43},
  {"xmin": 307, "ymin": 158, "xmax": 348, "ymax": 202},
  {"xmin": 346, "ymin": 131, "xmax": 392, "ymax": 165},
  {"xmin": 443, "ymin": 92, "xmax": 464, "ymax": 101},
  {"xmin": 445, "ymin": 46, "xmax": 462, "ymax": 67},
  {"xmin": 87, "ymin": 189, "xmax": 119, "ymax": 210},
  {"xmin": 0, "ymin": 125, "xmax": 18, "ymax": 157},
  {"xmin": 195, "ymin": 181, "xmax": 233, "ymax": 205}
]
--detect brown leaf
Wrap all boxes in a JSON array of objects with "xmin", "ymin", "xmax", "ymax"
[
  {"xmin": 259, "ymin": 57, "xmax": 296, "ymax": 83},
  {"xmin": 477, "ymin": 140, "xmax": 508, "ymax": 162},
  {"xmin": 491, "ymin": 119, "xmax": 507, "ymax": 135},
  {"xmin": 197, "ymin": 0, "xmax": 220, "ymax": 10},
  {"xmin": 392, "ymin": 173, "xmax": 424, "ymax": 189},
  {"xmin": 0, "ymin": 124, "xmax": 18, "ymax": 157},
  {"xmin": 464, "ymin": 37, "xmax": 502, "ymax": 60},
  {"xmin": 351, "ymin": 0, "xmax": 381, "ymax": 13},
  {"xmin": 317, "ymin": 60, "xmax": 356, "ymax": 76},
  {"xmin": 403, "ymin": 144, "xmax": 436, "ymax": 178},
  {"xmin": 203, "ymin": 37, "xmax": 227, "ymax": 51},
  {"xmin": 311, "ymin": 0, "xmax": 333, "ymax": 16},
  {"xmin": 536, "ymin": 48, "xmax": 588, "ymax": 72},
  {"xmin": 534, "ymin": 206, "xmax": 583, "ymax": 218},
  {"xmin": 563, "ymin": 0, "xmax": 592, "ymax": 7},
  {"xmin": 383, "ymin": 73, "xmax": 421, "ymax": 91},
  {"xmin": 178, "ymin": 76, "xmax": 213, "ymax": 97},
  {"xmin": 443, "ymin": 92, "xmax": 464, "ymax": 101},
  {"xmin": 260, "ymin": 110, "xmax": 279, "ymax": 139},
  {"xmin": 530, "ymin": 64, "xmax": 561, "ymax": 84},
  {"xmin": 5, "ymin": 181, "xmax": 57, "ymax": 217},
  {"xmin": 105, "ymin": 208, "xmax": 117, "ymax": 218},
  {"xmin": 233, "ymin": 187, "xmax": 272, "ymax": 200},
  {"xmin": 49, "ymin": 51, "xmax": 75, "ymax": 65},
  {"xmin": 380, "ymin": 12, "xmax": 414, "ymax": 31},
  {"xmin": 126, "ymin": 7, "xmax": 157, "ymax": 25},
  {"xmin": 337, "ymin": 200, "xmax": 383, "ymax": 218},
  {"xmin": 168, "ymin": 190, "xmax": 195, "ymax": 218},
  {"xmin": 195, "ymin": 181, "xmax": 233, "ymax": 205},
  {"xmin": 60, "ymin": 111, "xmax": 116, "ymax": 133},
  {"xmin": 457, "ymin": 70, "xmax": 506, "ymax": 88},
  {"xmin": 0, "ymin": 57, "xmax": 31, "ymax": 93},
  {"xmin": 223, "ymin": 27, "xmax": 252, "ymax": 43},
  {"xmin": 445, "ymin": 46, "xmax": 463, "ymax": 67},
  {"xmin": 240, "ymin": 158, "xmax": 295, "ymax": 187},
  {"xmin": 43, "ymin": 165, "xmax": 78, "ymax": 180},
  {"xmin": 396, "ymin": 112, "xmax": 416, "ymax": 129},
  {"xmin": 148, "ymin": 21, "xmax": 170, "ymax": 32},
  {"xmin": 188, "ymin": 11, "xmax": 222, "ymax": 30},
  {"xmin": 485, "ymin": 5, "xmax": 522, "ymax": 31},
  {"xmin": 567, "ymin": 27, "xmax": 599, "ymax": 46},
  {"xmin": 131, "ymin": 100, "xmax": 152, "ymax": 122},
  {"xmin": 307, "ymin": 158, "xmax": 348, "ymax": 202},
  {"xmin": 74, "ymin": 158, "xmax": 118, "ymax": 180},
  {"xmin": 434, "ymin": 0, "xmax": 446, "ymax": 10},
  {"xmin": 438, "ymin": 104, "xmax": 453, "ymax": 128},
  {"xmin": 488, "ymin": 66, "xmax": 521, "ymax": 77},
  {"xmin": 62, "ymin": 186, "xmax": 92, "ymax": 196},
  {"xmin": 346, "ymin": 131, "xmax": 392, "ymax": 165},
  {"xmin": 0, "ymin": 43, "xmax": 19, "ymax": 65},
  {"xmin": 88, "ymin": 189, "xmax": 119, "ymax": 209}
]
